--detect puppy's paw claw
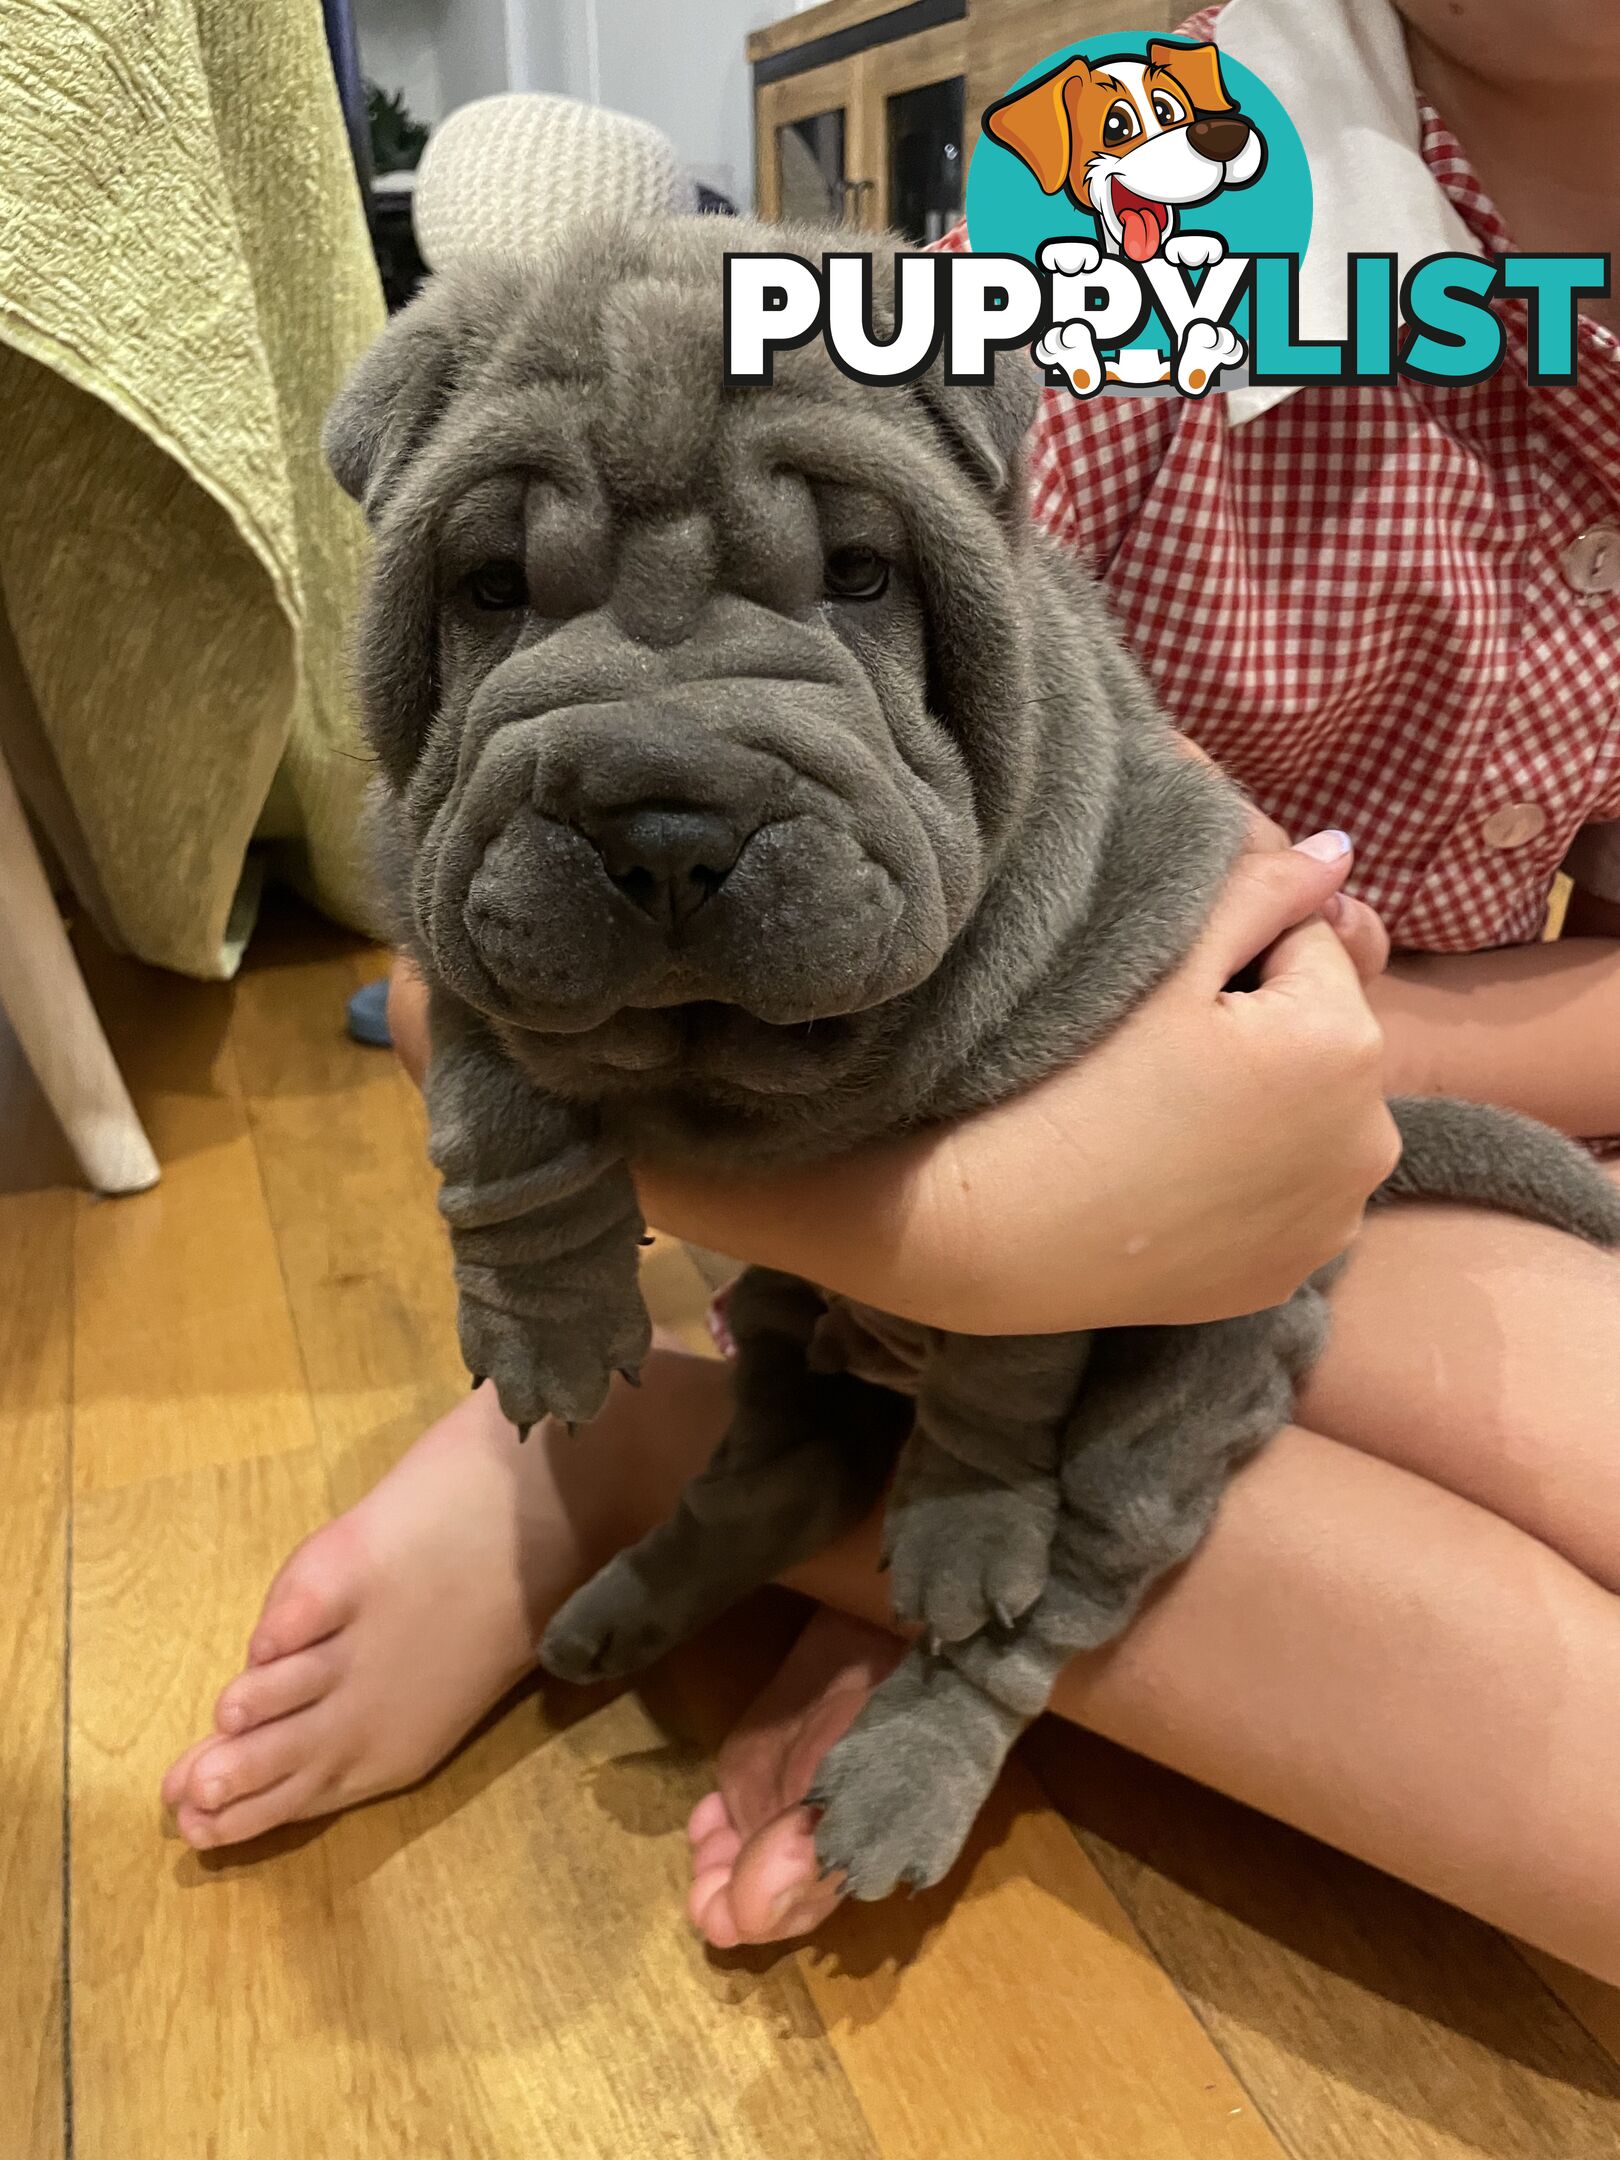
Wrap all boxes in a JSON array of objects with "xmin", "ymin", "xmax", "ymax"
[{"xmin": 885, "ymin": 1480, "xmax": 1055, "ymax": 1645}]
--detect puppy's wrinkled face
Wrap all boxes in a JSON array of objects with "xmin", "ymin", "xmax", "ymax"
[
  {"xmin": 328, "ymin": 219, "xmax": 1037, "ymax": 1103},
  {"xmin": 427, "ymin": 467, "xmax": 957, "ymax": 1060}
]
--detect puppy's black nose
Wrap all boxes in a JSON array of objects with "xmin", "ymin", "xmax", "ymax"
[
  {"xmin": 1187, "ymin": 114, "xmax": 1251, "ymax": 162},
  {"xmin": 584, "ymin": 802, "xmax": 744, "ymax": 928}
]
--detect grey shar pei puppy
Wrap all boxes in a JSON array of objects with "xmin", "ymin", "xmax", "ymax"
[{"xmin": 326, "ymin": 217, "xmax": 1620, "ymax": 1902}]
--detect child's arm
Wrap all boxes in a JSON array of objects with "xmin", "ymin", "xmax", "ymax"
[
  {"xmin": 1372, "ymin": 935, "xmax": 1620, "ymax": 1137},
  {"xmin": 639, "ymin": 846, "xmax": 1397, "ymax": 1337}
]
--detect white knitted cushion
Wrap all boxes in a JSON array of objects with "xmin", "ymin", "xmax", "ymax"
[{"xmin": 413, "ymin": 93, "xmax": 696, "ymax": 271}]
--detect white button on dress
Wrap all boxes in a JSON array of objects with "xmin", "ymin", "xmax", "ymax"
[
  {"xmin": 1482, "ymin": 803, "xmax": 1549, "ymax": 850},
  {"xmin": 1560, "ymin": 526, "xmax": 1620, "ymax": 597}
]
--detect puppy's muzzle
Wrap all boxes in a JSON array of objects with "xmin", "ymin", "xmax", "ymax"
[
  {"xmin": 1186, "ymin": 114, "xmax": 1251, "ymax": 163},
  {"xmin": 581, "ymin": 801, "xmax": 747, "ymax": 931}
]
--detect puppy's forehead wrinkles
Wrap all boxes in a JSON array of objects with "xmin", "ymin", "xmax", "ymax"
[
  {"xmin": 591, "ymin": 273, "xmax": 726, "ymax": 514},
  {"xmin": 611, "ymin": 510, "xmax": 717, "ymax": 648}
]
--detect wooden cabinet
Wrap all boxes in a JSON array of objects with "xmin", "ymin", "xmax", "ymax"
[
  {"xmin": 754, "ymin": 10, "xmax": 968, "ymax": 239},
  {"xmin": 750, "ymin": 0, "xmax": 1172, "ymax": 238}
]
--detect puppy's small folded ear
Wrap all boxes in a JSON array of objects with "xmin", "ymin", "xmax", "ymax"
[
  {"xmin": 1147, "ymin": 39, "xmax": 1235, "ymax": 115},
  {"xmin": 983, "ymin": 59, "xmax": 1089, "ymax": 195},
  {"xmin": 324, "ymin": 264, "xmax": 526, "ymax": 519}
]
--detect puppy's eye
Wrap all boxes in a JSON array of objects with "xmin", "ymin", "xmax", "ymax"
[
  {"xmin": 1151, "ymin": 91, "xmax": 1185, "ymax": 127},
  {"xmin": 1102, "ymin": 101, "xmax": 1138, "ymax": 146},
  {"xmin": 824, "ymin": 546, "xmax": 890, "ymax": 602},
  {"xmin": 463, "ymin": 559, "xmax": 529, "ymax": 611}
]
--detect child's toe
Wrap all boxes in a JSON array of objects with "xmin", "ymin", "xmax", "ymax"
[
  {"xmin": 215, "ymin": 1647, "xmax": 334, "ymax": 1735},
  {"xmin": 160, "ymin": 1738, "xmax": 212, "ymax": 1811},
  {"xmin": 723, "ymin": 1805, "xmax": 841, "ymax": 1942},
  {"xmin": 686, "ymin": 1789, "xmax": 730, "ymax": 1845},
  {"xmin": 179, "ymin": 1770, "xmax": 315, "ymax": 1851},
  {"xmin": 189, "ymin": 1711, "xmax": 321, "ymax": 1812}
]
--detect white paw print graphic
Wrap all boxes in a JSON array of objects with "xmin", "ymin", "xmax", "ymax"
[
  {"xmin": 1163, "ymin": 232, "xmax": 1227, "ymax": 270},
  {"xmin": 1175, "ymin": 319, "xmax": 1246, "ymax": 395},
  {"xmin": 1034, "ymin": 318, "xmax": 1104, "ymax": 397},
  {"xmin": 1038, "ymin": 238, "xmax": 1102, "ymax": 279}
]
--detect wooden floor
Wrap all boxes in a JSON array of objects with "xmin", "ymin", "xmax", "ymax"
[{"xmin": 6, "ymin": 899, "xmax": 1620, "ymax": 2158}]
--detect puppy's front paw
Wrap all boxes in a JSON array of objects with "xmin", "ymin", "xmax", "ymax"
[
  {"xmin": 1033, "ymin": 318, "xmax": 1104, "ymax": 397},
  {"xmin": 458, "ymin": 1291, "xmax": 651, "ymax": 1431},
  {"xmin": 884, "ymin": 1458, "xmax": 1055, "ymax": 1644},
  {"xmin": 809, "ymin": 1654, "xmax": 1014, "ymax": 1900}
]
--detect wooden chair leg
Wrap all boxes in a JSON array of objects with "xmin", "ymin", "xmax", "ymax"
[{"xmin": 0, "ymin": 748, "xmax": 159, "ymax": 1194}]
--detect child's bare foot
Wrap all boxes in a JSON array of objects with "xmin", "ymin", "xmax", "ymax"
[
  {"xmin": 161, "ymin": 1382, "xmax": 619, "ymax": 1848},
  {"xmin": 685, "ymin": 1607, "xmax": 904, "ymax": 1948},
  {"xmin": 159, "ymin": 1339, "xmax": 906, "ymax": 1917}
]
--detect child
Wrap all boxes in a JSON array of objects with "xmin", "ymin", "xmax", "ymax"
[{"xmin": 164, "ymin": 0, "xmax": 1620, "ymax": 1978}]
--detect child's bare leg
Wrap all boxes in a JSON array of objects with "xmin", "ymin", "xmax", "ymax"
[
  {"xmin": 167, "ymin": 950, "xmax": 1620, "ymax": 1966},
  {"xmin": 1296, "ymin": 1177, "xmax": 1620, "ymax": 1588},
  {"xmin": 700, "ymin": 1187, "xmax": 1620, "ymax": 1968},
  {"xmin": 702, "ymin": 1419, "xmax": 1620, "ymax": 1977}
]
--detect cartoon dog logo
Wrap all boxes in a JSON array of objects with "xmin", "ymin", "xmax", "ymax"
[
  {"xmin": 983, "ymin": 39, "xmax": 1266, "ymax": 265},
  {"xmin": 983, "ymin": 40, "xmax": 1265, "ymax": 396}
]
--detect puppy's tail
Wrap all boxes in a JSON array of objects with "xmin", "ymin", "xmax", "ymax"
[{"xmin": 1379, "ymin": 1097, "xmax": 1620, "ymax": 1249}]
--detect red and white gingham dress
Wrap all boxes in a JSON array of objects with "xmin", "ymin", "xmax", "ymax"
[{"xmin": 942, "ymin": 96, "xmax": 1620, "ymax": 954}]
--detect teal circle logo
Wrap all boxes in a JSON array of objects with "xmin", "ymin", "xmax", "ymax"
[{"xmin": 966, "ymin": 35, "xmax": 1311, "ymax": 392}]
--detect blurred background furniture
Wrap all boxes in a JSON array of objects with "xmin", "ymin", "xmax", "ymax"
[
  {"xmin": 751, "ymin": 0, "xmax": 1172, "ymax": 240},
  {"xmin": 0, "ymin": 0, "xmax": 385, "ymax": 982},
  {"xmin": 414, "ymin": 92, "xmax": 697, "ymax": 273},
  {"xmin": 0, "ymin": 743, "xmax": 157, "ymax": 1194}
]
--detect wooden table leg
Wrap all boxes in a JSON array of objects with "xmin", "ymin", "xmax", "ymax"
[{"xmin": 0, "ymin": 748, "xmax": 159, "ymax": 1194}]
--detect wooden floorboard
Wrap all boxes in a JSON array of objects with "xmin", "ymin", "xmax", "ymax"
[
  {"xmin": 1025, "ymin": 1721, "xmax": 1620, "ymax": 2158},
  {"xmin": 68, "ymin": 941, "xmax": 321, "ymax": 1497},
  {"xmin": 797, "ymin": 1756, "xmax": 1288, "ymax": 2160},
  {"xmin": 8, "ymin": 903, "xmax": 1613, "ymax": 2154},
  {"xmin": 226, "ymin": 923, "xmax": 467, "ymax": 1506},
  {"xmin": 0, "ymin": 1009, "xmax": 72, "ymax": 2160},
  {"xmin": 70, "ymin": 1445, "xmax": 350, "ymax": 2156}
]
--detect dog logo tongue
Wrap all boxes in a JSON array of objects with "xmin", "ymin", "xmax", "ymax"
[{"xmin": 1113, "ymin": 178, "xmax": 1168, "ymax": 262}]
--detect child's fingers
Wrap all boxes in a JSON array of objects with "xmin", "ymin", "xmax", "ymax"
[
  {"xmin": 1235, "ymin": 809, "xmax": 1388, "ymax": 979},
  {"xmin": 1325, "ymin": 894, "xmax": 1391, "ymax": 983},
  {"xmin": 1255, "ymin": 907, "xmax": 1369, "ymax": 1006},
  {"xmin": 1195, "ymin": 832, "xmax": 1355, "ymax": 991}
]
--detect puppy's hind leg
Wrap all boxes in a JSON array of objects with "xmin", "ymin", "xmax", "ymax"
[
  {"xmin": 1045, "ymin": 1285, "xmax": 1332, "ymax": 1651},
  {"xmin": 884, "ymin": 1329, "xmax": 1092, "ymax": 1646},
  {"xmin": 810, "ymin": 1588, "xmax": 1092, "ymax": 1899},
  {"xmin": 809, "ymin": 1641, "xmax": 1033, "ymax": 1899},
  {"xmin": 540, "ymin": 1269, "xmax": 908, "ymax": 1684},
  {"xmin": 810, "ymin": 1294, "xmax": 1332, "ymax": 1901},
  {"xmin": 812, "ymin": 1290, "xmax": 1336, "ymax": 1901}
]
